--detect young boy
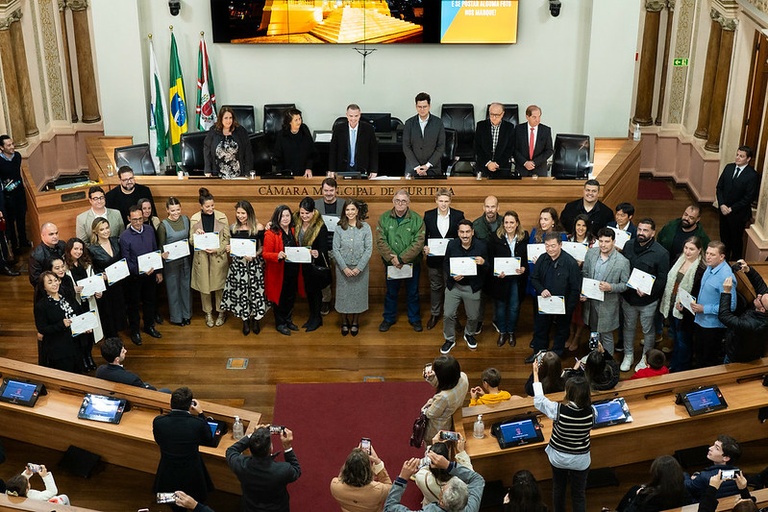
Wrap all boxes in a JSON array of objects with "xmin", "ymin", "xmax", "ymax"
[
  {"xmin": 630, "ymin": 348, "xmax": 669, "ymax": 379},
  {"xmin": 470, "ymin": 368, "xmax": 512, "ymax": 405}
]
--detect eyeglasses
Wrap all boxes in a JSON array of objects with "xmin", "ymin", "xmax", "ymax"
[
  {"xmin": 90, "ymin": 196, "xmax": 105, "ymax": 201},
  {"xmin": 394, "ymin": 199, "xmax": 409, "ymax": 204},
  {"xmin": 120, "ymin": 177, "xmax": 135, "ymax": 183},
  {"xmin": 489, "ymin": 113, "xmax": 503, "ymax": 118}
]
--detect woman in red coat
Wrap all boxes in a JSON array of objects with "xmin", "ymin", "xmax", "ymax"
[{"xmin": 263, "ymin": 205, "xmax": 301, "ymax": 336}]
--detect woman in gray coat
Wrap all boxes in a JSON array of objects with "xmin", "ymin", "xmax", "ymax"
[{"xmin": 332, "ymin": 199, "xmax": 372, "ymax": 336}]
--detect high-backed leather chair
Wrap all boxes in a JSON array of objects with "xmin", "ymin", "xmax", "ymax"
[
  {"xmin": 249, "ymin": 132, "xmax": 273, "ymax": 175},
  {"xmin": 551, "ymin": 134, "xmax": 591, "ymax": 180},
  {"xmin": 178, "ymin": 131, "xmax": 208, "ymax": 175},
  {"xmin": 114, "ymin": 144, "xmax": 156, "ymax": 175},
  {"xmin": 332, "ymin": 116, "xmax": 346, "ymax": 130},
  {"xmin": 442, "ymin": 128, "xmax": 460, "ymax": 175},
  {"xmin": 223, "ymin": 104, "xmax": 256, "ymax": 134},
  {"xmin": 263, "ymin": 103, "xmax": 296, "ymax": 147},
  {"xmin": 440, "ymin": 104, "xmax": 475, "ymax": 162},
  {"xmin": 486, "ymin": 103, "xmax": 519, "ymax": 128}
]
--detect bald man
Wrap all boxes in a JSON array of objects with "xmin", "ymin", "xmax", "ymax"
[
  {"xmin": 475, "ymin": 103, "xmax": 516, "ymax": 179},
  {"xmin": 29, "ymin": 222, "xmax": 66, "ymax": 286}
]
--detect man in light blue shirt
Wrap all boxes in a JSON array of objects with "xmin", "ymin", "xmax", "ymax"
[{"xmin": 690, "ymin": 241, "xmax": 736, "ymax": 368}]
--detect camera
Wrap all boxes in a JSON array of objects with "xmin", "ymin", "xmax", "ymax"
[
  {"xmin": 721, "ymin": 469, "xmax": 741, "ymax": 480},
  {"xmin": 360, "ymin": 437, "xmax": 371, "ymax": 454},
  {"xmin": 589, "ymin": 332, "xmax": 600, "ymax": 351},
  {"xmin": 168, "ymin": 1, "xmax": 181, "ymax": 16},
  {"xmin": 269, "ymin": 425, "xmax": 285, "ymax": 435},
  {"xmin": 156, "ymin": 493, "xmax": 176, "ymax": 504},
  {"xmin": 549, "ymin": 0, "xmax": 562, "ymax": 17},
  {"xmin": 27, "ymin": 463, "xmax": 41, "ymax": 473},
  {"xmin": 440, "ymin": 431, "xmax": 460, "ymax": 441}
]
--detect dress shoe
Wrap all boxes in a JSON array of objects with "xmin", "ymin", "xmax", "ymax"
[
  {"xmin": 497, "ymin": 333, "xmax": 507, "ymax": 347},
  {"xmin": 508, "ymin": 332, "xmax": 516, "ymax": 347},
  {"xmin": 130, "ymin": 332, "xmax": 143, "ymax": 346},
  {"xmin": 320, "ymin": 301, "xmax": 332, "ymax": 315},
  {"xmin": 524, "ymin": 352, "xmax": 537, "ymax": 364},
  {"xmin": 143, "ymin": 326, "xmax": 162, "ymax": 338},
  {"xmin": 182, "ymin": 318, "xmax": 191, "ymax": 326},
  {"xmin": 205, "ymin": 313, "xmax": 215, "ymax": 328},
  {"xmin": 215, "ymin": 312, "xmax": 227, "ymax": 327},
  {"xmin": 170, "ymin": 320, "xmax": 184, "ymax": 327},
  {"xmin": 287, "ymin": 322, "xmax": 299, "ymax": 331},
  {"xmin": 410, "ymin": 321, "xmax": 423, "ymax": 332},
  {"xmin": 305, "ymin": 319, "xmax": 322, "ymax": 332},
  {"xmin": 341, "ymin": 323, "xmax": 350, "ymax": 336},
  {"xmin": 242, "ymin": 319, "xmax": 250, "ymax": 336},
  {"xmin": 350, "ymin": 324, "xmax": 359, "ymax": 337},
  {"xmin": 0, "ymin": 265, "xmax": 19, "ymax": 276},
  {"xmin": 378, "ymin": 321, "xmax": 392, "ymax": 332},
  {"xmin": 426, "ymin": 315, "xmax": 440, "ymax": 330},
  {"xmin": 154, "ymin": 313, "xmax": 164, "ymax": 325},
  {"xmin": 251, "ymin": 319, "xmax": 260, "ymax": 335},
  {"xmin": 276, "ymin": 325, "xmax": 291, "ymax": 336}
]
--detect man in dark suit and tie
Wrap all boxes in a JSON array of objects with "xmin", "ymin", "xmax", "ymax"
[
  {"xmin": 715, "ymin": 146, "xmax": 759, "ymax": 261},
  {"xmin": 328, "ymin": 104, "xmax": 379, "ymax": 178},
  {"xmin": 513, "ymin": 105, "xmax": 553, "ymax": 177},
  {"xmin": 474, "ymin": 102, "xmax": 516, "ymax": 178},
  {"xmin": 403, "ymin": 92, "xmax": 446, "ymax": 177}
]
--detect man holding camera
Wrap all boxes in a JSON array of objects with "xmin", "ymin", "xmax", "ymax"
[
  {"xmin": 719, "ymin": 260, "xmax": 768, "ymax": 363},
  {"xmin": 226, "ymin": 424, "xmax": 301, "ymax": 512}
]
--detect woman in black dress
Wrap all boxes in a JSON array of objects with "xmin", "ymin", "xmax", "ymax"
[
  {"xmin": 65, "ymin": 237, "xmax": 101, "ymax": 371},
  {"xmin": 294, "ymin": 196, "xmax": 328, "ymax": 332},
  {"xmin": 88, "ymin": 218, "xmax": 127, "ymax": 339},
  {"xmin": 34, "ymin": 271, "xmax": 80, "ymax": 372},
  {"xmin": 272, "ymin": 108, "xmax": 317, "ymax": 177}
]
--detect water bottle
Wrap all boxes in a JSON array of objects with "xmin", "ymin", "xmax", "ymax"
[
  {"xmin": 232, "ymin": 416, "xmax": 244, "ymax": 440},
  {"xmin": 473, "ymin": 414, "xmax": 485, "ymax": 439},
  {"xmin": 633, "ymin": 123, "xmax": 641, "ymax": 141}
]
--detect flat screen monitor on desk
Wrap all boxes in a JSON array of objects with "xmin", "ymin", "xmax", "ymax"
[
  {"xmin": 491, "ymin": 415, "xmax": 545, "ymax": 449},
  {"xmin": 679, "ymin": 385, "xmax": 728, "ymax": 417},
  {"xmin": 77, "ymin": 394, "xmax": 127, "ymax": 424},
  {"xmin": 593, "ymin": 397, "xmax": 633, "ymax": 428},
  {"xmin": 0, "ymin": 378, "xmax": 45, "ymax": 407}
]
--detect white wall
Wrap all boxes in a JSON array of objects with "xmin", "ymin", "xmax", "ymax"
[{"xmin": 91, "ymin": 0, "xmax": 642, "ymax": 144}]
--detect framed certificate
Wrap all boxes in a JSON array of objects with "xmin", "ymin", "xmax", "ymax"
[
  {"xmin": 627, "ymin": 268, "xmax": 655, "ymax": 295},
  {"xmin": 581, "ymin": 278, "xmax": 604, "ymax": 301},
  {"xmin": 285, "ymin": 246, "xmax": 311, "ymax": 263},
  {"xmin": 494, "ymin": 257, "xmax": 521, "ymax": 276},
  {"xmin": 537, "ymin": 296, "xmax": 566, "ymax": 314},
  {"xmin": 71, "ymin": 311, "xmax": 99, "ymax": 336},
  {"xmin": 527, "ymin": 244, "xmax": 545, "ymax": 263},
  {"xmin": 104, "ymin": 259, "xmax": 130, "ymax": 285},
  {"xmin": 77, "ymin": 275, "xmax": 106, "ymax": 299}
]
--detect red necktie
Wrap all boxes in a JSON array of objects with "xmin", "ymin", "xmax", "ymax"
[{"xmin": 529, "ymin": 127, "xmax": 535, "ymax": 160}]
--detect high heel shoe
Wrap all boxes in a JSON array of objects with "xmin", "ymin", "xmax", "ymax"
[
  {"xmin": 350, "ymin": 324, "xmax": 359, "ymax": 337},
  {"xmin": 251, "ymin": 318, "xmax": 260, "ymax": 335},
  {"xmin": 341, "ymin": 323, "xmax": 350, "ymax": 336},
  {"xmin": 242, "ymin": 319, "xmax": 250, "ymax": 336}
]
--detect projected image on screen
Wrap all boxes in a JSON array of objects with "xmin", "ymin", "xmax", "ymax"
[{"xmin": 500, "ymin": 420, "xmax": 537, "ymax": 443}]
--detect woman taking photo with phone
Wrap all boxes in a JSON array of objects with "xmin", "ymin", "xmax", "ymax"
[
  {"xmin": 333, "ymin": 199, "xmax": 372, "ymax": 336},
  {"xmin": 157, "ymin": 197, "xmax": 192, "ymax": 327},
  {"xmin": 330, "ymin": 443, "xmax": 392, "ymax": 512}
]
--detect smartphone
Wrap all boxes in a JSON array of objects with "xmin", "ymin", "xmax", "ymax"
[
  {"xmin": 360, "ymin": 437, "xmax": 371, "ymax": 454},
  {"xmin": 721, "ymin": 469, "xmax": 741, "ymax": 480},
  {"xmin": 423, "ymin": 364, "xmax": 433, "ymax": 378},
  {"xmin": 440, "ymin": 431, "xmax": 460, "ymax": 441},
  {"xmin": 156, "ymin": 493, "xmax": 176, "ymax": 504},
  {"xmin": 417, "ymin": 454, "xmax": 432, "ymax": 470},
  {"xmin": 535, "ymin": 350, "xmax": 547, "ymax": 365},
  {"xmin": 269, "ymin": 425, "xmax": 285, "ymax": 435},
  {"xmin": 27, "ymin": 463, "xmax": 41, "ymax": 473}
]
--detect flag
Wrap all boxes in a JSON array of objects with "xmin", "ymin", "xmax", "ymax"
[
  {"xmin": 195, "ymin": 35, "xmax": 217, "ymax": 132},
  {"xmin": 168, "ymin": 32, "xmax": 188, "ymax": 163},
  {"xmin": 148, "ymin": 38, "xmax": 169, "ymax": 170}
]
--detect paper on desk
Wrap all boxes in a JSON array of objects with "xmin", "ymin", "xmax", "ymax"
[
  {"xmin": 537, "ymin": 296, "xmax": 566, "ymax": 314},
  {"xmin": 677, "ymin": 288, "xmax": 697, "ymax": 314},
  {"xmin": 627, "ymin": 268, "xmax": 655, "ymax": 295},
  {"xmin": 163, "ymin": 239, "xmax": 190, "ymax": 261},
  {"xmin": 528, "ymin": 244, "xmax": 545, "ymax": 263},
  {"xmin": 70, "ymin": 310, "xmax": 98, "ymax": 336},
  {"xmin": 105, "ymin": 259, "xmax": 129, "ymax": 285},
  {"xmin": 77, "ymin": 274, "xmax": 106, "ymax": 299},
  {"xmin": 581, "ymin": 277, "xmax": 604, "ymax": 301},
  {"xmin": 322, "ymin": 215, "xmax": 340, "ymax": 233},
  {"xmin": 194, "ymin": 232, "xmax": 220, "ymax": 251},
  {"xmin": 138, "ymin": 250, "xmax": 163, "ymax": 274},
  {"xmin": 387, "ymin": 263, "xmax": 413, "ymax": 280},
  {"xmin": 230, "ymin": 238, "xmax": 257, "ymax": 258},
  {"xmin": 450, "ymin": 257, "xmax": 477, "ymax": 277},
  {"xmin": 494, "ymin": 257, "xmax": 521, "ymax": 276},
  {"xmin": 427, "ymin": 238, "xmax": 451, "ymax": 257},
  {"xmin": 608, "ymin": 226, "xmax": 631, "ymax": 250},
  {"xmin": 285, "ymin": 246, "xmax": 311, "ymax": 263}
]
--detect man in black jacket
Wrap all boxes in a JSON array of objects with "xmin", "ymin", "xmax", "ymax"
[
  {"xmin": 719, "ymin": 261, "xmax": 768, "ymax": 363},
  {"xmin": 29, "ymin": 222, "xmax": 66, "ymax": 287},
  {"xmin": 226, "ymin": 425, "xmax": 301, "ymax": 512},
  {"xmin": 715, "ymin": 146, "xmax": 759, "ymax": 261},
  {"xmin": 525, "ymin": 233, "xmax": 581, "ymax": 362},
  {"xmin": 328, "ymin": 104, "xmax": 378, "ymax": 178},
  {"xmin": 96, "ymin": 337, "xmax": 168, "ymax": 391},
  {"xmin": 560, "ymin": 179, "xmax": 614, "ymax": 236}
]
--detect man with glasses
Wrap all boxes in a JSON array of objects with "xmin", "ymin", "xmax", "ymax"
[
  {"xmin": 402, "ymin": 92, "xmax": 446, "ymax": 177},
  {"xmin": 75, "ymin": 186, "xmax": 124, "ymax": 240},
  {"xmin": 719, "ymin": 260, "xmax": 768, "ymax": 363},
  {"xmin": 474, "ymin": 102, "xmax": 515, "ymax": 178},
  {"xmin": 105, "ymin": 166, "xmax": 157, "ymax": 227}
]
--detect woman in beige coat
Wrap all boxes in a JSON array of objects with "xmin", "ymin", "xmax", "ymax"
[{"xmin": 189, "ymin": 187, "xmax": 230, "ymax": 327}]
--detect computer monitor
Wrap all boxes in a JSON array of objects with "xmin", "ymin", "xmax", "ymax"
[{"xmin": 362, "ymin": 113, "xmax": 392, "ymax": 133}]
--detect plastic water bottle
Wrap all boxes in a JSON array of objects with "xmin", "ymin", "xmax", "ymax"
[
  {"xmin": 232, "ymin": 416, "xmax": 244, "ymax": 440},
  {"xmin": 633, "ymin": 123, "xmax": 641, "ymax": 141},
  {"xmin": 473, "ymin": 414, "xmax": 485, "ymax": 439}
]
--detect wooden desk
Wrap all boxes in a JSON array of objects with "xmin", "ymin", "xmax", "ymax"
[
  {"xmin": 0, "ymin": 358, "xmax": 261, "ymax": 495},
  {"xmin": 0, "ymin": 494, "xmax": 101, "ymax": 512},
  {"xmin": 454, "ymin": 359, "xmax": 768, "ymax": 486}
]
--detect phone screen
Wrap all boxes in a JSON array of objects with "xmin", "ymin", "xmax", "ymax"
[{"xmin": 361, "ymin": 437, "xmax": 371, "ymax": 454}]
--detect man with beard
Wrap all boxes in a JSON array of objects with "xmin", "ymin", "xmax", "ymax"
[
  {"xmin": 656, "ymin": 205, "xmax": 710, "ymax": 265},
  {"xmin": 105, "ymin": 166, "xmax": 157, "ymax": 227}
]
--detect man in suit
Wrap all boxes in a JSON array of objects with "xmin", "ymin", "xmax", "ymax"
[
  {"xmin": 226, "ymin": 425, "xmax": 301, "ymax": 512},
  {"xmin": 328, "ymin": 104, "xmax": 379, "ymax": 178},
  {"xmin": 402, "ymin": 92, "xmax": 446, "ymax": 177},
  {"xmin": 715, "ymin": 145, "xmax": 759, "ymax": 261},
  {"xmin": 96, "ymin": 337, "xmax": 167, "ymax": 391},
  {"xmin": 423, "ymin": 188, "xmax": 464, "ymax": 330},
  {"xmin": 513, "ymin": 105, "xmax": 553, "ymax": 177},
  {"xmin": 474, "ymin": 102, "xmax": 515, "ymax": 178}
]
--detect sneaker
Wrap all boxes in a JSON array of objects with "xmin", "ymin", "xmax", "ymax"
[
  {"xmin": 620, "ymin": 354, "xmax": 633, "ymax": 372},
  {"xmin": 634, "ymin": 355, "xmax": 648, "ymax": 372},
  {"xmin": 492, "ymin": 321, "xmax": 500, "ymax": 333},
  {"xmin": 474, "ymin": 321, "xmax": 483, "ymax": 335},
  {"xmin": 464, "ymin": 333, "xmax": 478, "ymax": 350},
  {"xmin": 440, "ymin": 340, "xmax": 456, "ymax": 354},
  {"xmin": 379, "ymin": 321, "xmax": 392, "ymax": 332},
  {"xmin": 614, "ymin": 345, "xmax": 624, "ymax": 353},
  {"xmin": 320, "ymin": 301, "xmax": 332, "ymax": 315}
]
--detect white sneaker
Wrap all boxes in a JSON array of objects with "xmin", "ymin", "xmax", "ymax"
[
  {"xmin": 620, "ymin": 354, "xmax": 633, "ymax": 372},
  {"xmin": 634, "ymin": 355, "xmax": 648, "ymax": 372}
]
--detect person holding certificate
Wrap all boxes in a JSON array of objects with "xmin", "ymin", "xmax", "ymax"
[
  {"xmin": 525, "ymin": 233, "xmax": 581, "ymax": 363},
  {"xmin": 157, "ymin": 197, "xmax": 192, "ymax": 327},
  {"xmin": 65, "ymin": 237, "xmax": 102, "ymax": 371},
  {"xmin": 526, "ymin": 208, "xmax": 567, "ymax": 297},
  {"xmin": 565, "ymin": 214, "xmax": 595, "ymax": 352},
  {"xmin": 34, "ymin": 271, "xmax": 80, "ymax": 372},
  {"xmin": 263, "ymin": 205, "xmax": 300, "ymax": 336},
  {"xmin": 189, "ymin": 187, "xmax": 230, "ymax": 329},
  {"xmin": 580, "ymin": 228, "xmax": 630, "ymax": 355},
  {"xmin": 221, "ymin": 200, "xmax": 267, "ymax": 336},
  {"xmin": 439, "ymin": 220, "xmax": 488, "ymax": 354},
  {"xmin": 487, "ymin": 211, "xmax": 528, "ymax": 348},
  {"xmin": 422, "ymin": 188, "xmax": 465, "ymax": 331},
  {"xmin": 294, "ymin": 197, "xmax": 329, "ymax": 332},
  {"xmin": 88, "ymin": 218, "xmax": 127, "ymax": 338}
]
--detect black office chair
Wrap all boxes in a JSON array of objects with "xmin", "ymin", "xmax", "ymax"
[
  {"xmin": 442, "ymin": 128, "xmax": 460, "ymax": 176},
  {"xmin": 249, "ymin": 132, "xmax": 273, "ymax": 175},
  {"xmin": 178, "ymin": 131, "xmax": 208, "ymax": 175},
  {"xmin": 551, "ymin": 134, "xmax": 591, "ymax": 180},
  {"xmin": 113, "ymin": 144, "xmax": 156, "ymax": 175},
  {"xmin": 263, "ymin": 103, "xmax": 296, "ymax": 147},
  {"xmin": 440, "ymin": 104, "xmax": 475, "ymax": 162},
  {"xmin": 486, "ymin": 103, "xmax": 519, "ymax": 128},
  {"xmin": 332, "ymin": 116, "xmax": 346, "ymax": 130},
  {"xmin": 223, "ymin": 105, "xmax": 256, "ymax": 134}
]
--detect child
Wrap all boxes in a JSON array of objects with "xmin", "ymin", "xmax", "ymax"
[
  {"xmin": 470, "ymin": 368, "xmax": 512, "ymax": 406},
  {"xmin": 630, "ymin": 348, "xmax": 669, "ymax": 379}
]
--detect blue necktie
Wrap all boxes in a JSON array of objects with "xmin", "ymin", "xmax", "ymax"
[{"xmin": 349, "ymin": 128, "xmax": 357, "ymax": 168}]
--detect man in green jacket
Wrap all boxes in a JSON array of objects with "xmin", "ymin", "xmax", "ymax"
[
  {"xmin": 376, "ymin": 189, "xmax": 426, "ymax": 332},
  {"xmin": 656, "ymin": 204, "xmax": 710, "ymax": 265}
]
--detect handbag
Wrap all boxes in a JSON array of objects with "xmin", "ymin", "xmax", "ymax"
[
  {"xmin": 409, "ymin": 411, "xmax": 428, "ymax": 448},
  {"xmin": 309, "ymin": 252, "xmax": 332, "ymax": 289}
]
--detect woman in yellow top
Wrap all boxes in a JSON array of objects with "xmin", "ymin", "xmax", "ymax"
[
  {"xmin": 330, "ymin": 444, "xmax": 391, "ymax": 512},
  {"xmin": 469, "ymin": 367, "xmax": 513, "ymax": 406}
]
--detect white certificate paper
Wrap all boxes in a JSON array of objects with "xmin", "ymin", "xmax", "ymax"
[
  {"xmin": 527, "ymin": 244, "xmax": 546, "ymax": 263},
  {"xmin": 426, "ymin": 238, "xmax": 451, "ymax": 257},
  {"xmin": 494, "ymin": 257, "xmax": 521, "ymax": 276},
  {"xmin": 387, "ymin": 263, "xmax": 413, "ymax": 280},
  {"xmin": 70, "ymin": 311, "xmax": 98, "ymax": 336},
  {"xmin": 138, "ymin": 250, "xmax": 163, "ymax": 274},
  {"xmin": 77, "ymin": 274, "xmax": 106, "ymax": 299},
  {"xmin": 231, "ymin": 238, "xmax": 257, "ymax": 258},
  {"xmin": 449, "ymin": 257, "xmax": 477, "ymax": 277},
  {"xmin": 537, "ymin": 296, "xmax": 566, "ymax": 314},
  {"xmin": 104, "ymin": 259, "xmax": 130, "ymax": 285},
  {"xmin": 627, "ymin": 268, "xmax": 656, "ymax": 295},
  {"xmin": 321, "ymin": 215, "xmax": 340, "ymax": 233},
  {"xmin": 581, "ymin": 278, "xmax": 604, "ymax": 301},
  {"xmin": 194, "ymin": 232, "xmax": 220, "ymax": 251},
  {"xmin": 562, "ymin": 242, "xmax": 588, "ymax": 261},
  {"xmin": 608, "ymin": 226, "xmax": 631, "ymax": 250},
  {"xmin": 163, "ymin": 239, "xmax": 190, "ymax": 261},
  {"xmin": 677, "ymin": 288, "xmax": 697, "ymax": 314},
  {"xmin": 285, "ymin": 246, "xmax": 312, "ymax": 263}
]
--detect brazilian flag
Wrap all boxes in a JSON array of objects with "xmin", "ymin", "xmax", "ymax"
[{"xmin": 168, "ymin": 32, "xmax": 188, "ymax": 163}]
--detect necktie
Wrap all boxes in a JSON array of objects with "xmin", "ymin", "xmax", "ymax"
[
  {"xmin": 529, "ymin": 127, "xmax": 535, "ymax": 160},
  {"xmin": 733, "ymin": 166, "xmax": 741, "ymax": 180},
  {"xmin": 349, "ymin": 128, "xmax": 357, "ymax": 168}
]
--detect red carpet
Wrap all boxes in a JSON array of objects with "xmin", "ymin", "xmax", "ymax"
[
  {"xmin": 637, "ymin": 178, "xmax": 674, "ymax": 200},
  {"xmin": 273, "ymin": 381, "xmax": 436, "ymax": 511}
]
